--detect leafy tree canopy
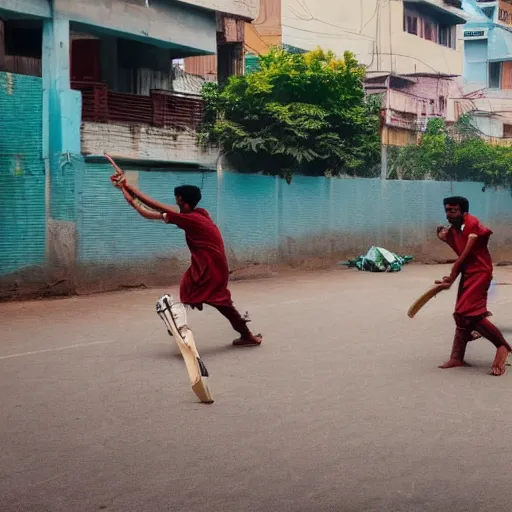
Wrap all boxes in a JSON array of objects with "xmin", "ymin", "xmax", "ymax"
[
  {"xmin": 388, "ymin": 115, "xmax": 512, "ymax": 188},
  {"xmin": 198, "ymin": 47, "xmax": 381, "ymax": 182}
]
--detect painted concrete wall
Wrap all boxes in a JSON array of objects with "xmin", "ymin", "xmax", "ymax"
[
  {"xmin": 0, "ymin": 0, "xmax": 50, "ymax": 18},
  {"xmin": 454, "ymin": 87, "xmax": 512, "ymax": 136},
  {"xmin": 0, "ymin": 72, "xmax": 45, "ymax": 275},
  {"xmin": 458, "ymin": 4, "xmax": 512, "ymax": 139},
  {"xmin": 282, "ymin": 0, "xmax": 464, "ymax": 75},
  {"xmin": 76, "ymin": 162, "xmax": 218, "ymax": 265},
  {"xmin": 54, "ymin": 0, "xmax": 217, "ymax": 54},
  {"xmin": 4, "ymin": 151, "xmax": 512, "ymax": 294},
  {"xmin": 72, "ymin": 170, "xmax": 512, "ymax": 275},
  {"xmin": 0, "ymin": 0, "xmax": 257, "ymax": 23},
  {"xmin": 67, "ymin": 170, "xmax": 512, "ymax": 295},
  {"xmin": 461, "ymin": 22, "xmax": 512, "ymax": 86},
  {"xmin": 116, "ymin": 173, "xmax": 512, "ymax": 258},
  {"xmin": 174, "ymin": 0, "xmax": 259, "ymax": 21},
  {"xmin": 245, "ymin": 0, "xmax": 282, "ymax": 55},
  {"xmin": 81, "ymin": 123, "xmax": 218, "ymax": 168},
  {"xmin": 464, "ymin": 39, "xmax": 488, "ymax": 85},
  {"xmin": 488, "ymin": 25, "xmax": 512, "ymax": 61},
  {"xmin": 472, "ymin": 116, "xmax": 504, "ymax": 138}
]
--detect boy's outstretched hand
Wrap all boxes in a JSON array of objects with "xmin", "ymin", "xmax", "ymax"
[
  {"xmin": 110, "ymin": 173, "xmax": 126, "ymax": 188},
  {"xmin": 104, "ymin": 153, "xmax": 125, "ymax": 178}
]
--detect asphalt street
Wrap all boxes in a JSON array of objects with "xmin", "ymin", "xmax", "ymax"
[{"xmin": 2, "ymin": 265, "xmax": 512, "ymax": 512}]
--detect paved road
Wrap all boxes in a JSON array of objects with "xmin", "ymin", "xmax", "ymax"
[{"xmin": 2, "ymin": 265, "xmax": 512, "ymax": 512}]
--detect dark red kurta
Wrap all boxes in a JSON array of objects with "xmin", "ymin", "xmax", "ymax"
[
  {"xmin": 163, "ymin": 208, "xmax": 232, "ymax": 307},
  {"xmin": 445, "ymin": 213, "xmax": 493, "ymax": 318}
]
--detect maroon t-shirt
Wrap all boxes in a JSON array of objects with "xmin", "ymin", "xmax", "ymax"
[
  {"xmin": 445, "ymin": 213, "xmax": 493, "ymax": 275},
  {"xmin": 163, "ymin": 208, "xmax": 232, "ymax": 307}
]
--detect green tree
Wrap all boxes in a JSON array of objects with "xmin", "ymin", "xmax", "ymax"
[
  {"xmin": 198, "ymin": 47, "xmax": 381, "ymax": 180},
  {"xmin": 388, "ymin": 116, "xmax": 512, "ymax": 187}
]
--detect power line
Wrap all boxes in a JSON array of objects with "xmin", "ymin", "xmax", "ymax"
[
  {"xmin": 281, "ymin": 23, "xmax": 375, "ymax": 40},
  {"xmin": 376, "ymin": 52, "xmax": 442, "ymax": 73},
  {"xmin": 283, "ymin": 0, "xmax": 376, "ymax": 41},
  {"xmin": 360, "ymin": 0, "xmax": 387, "ymax": 33}
]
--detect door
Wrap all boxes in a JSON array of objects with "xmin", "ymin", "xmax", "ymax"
[{"xmin": 70, "ymin": 39, "xmax": 101, "ymax": 82}]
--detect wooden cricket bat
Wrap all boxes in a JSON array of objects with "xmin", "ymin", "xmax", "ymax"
[
  {"xmin": 407, "ymin": 282, "xmax": 450, "ymax": 318},
  {"xmin": 171, "ymin": 323, "xmax": 213, "ymax": 404},
  {"xmin": 157, "ymin": 296, "xmax": 214, "ymax": 404}
]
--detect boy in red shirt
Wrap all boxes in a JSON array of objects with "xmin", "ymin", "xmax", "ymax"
[
  {"xmin": 110, "ymin": 169, "xmax": 262, "ymax": 347},
  {"xmin": 436, "ymin": 196, "xmax": 509, "ymax": 375}
]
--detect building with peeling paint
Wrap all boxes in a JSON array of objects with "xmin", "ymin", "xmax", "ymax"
[{"xmin": 0, "ymin": 0, "xmax": 258, "ymax": 290}]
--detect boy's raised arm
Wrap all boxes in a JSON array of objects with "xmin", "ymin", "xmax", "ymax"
[
  {"xmin": 124, "ymin": 182, "xmax": 178, "ymax": 214},
  {"xmin": 120, "ymin": 184, "xmax": 163, "ymax": 220}
]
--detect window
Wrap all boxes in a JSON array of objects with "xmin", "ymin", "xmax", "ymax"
[
  {"xmin": 499, "ymin": 8, "xmax": 512, "ymax": 25},
  {"xmin": 439, "ymin": 95, "xmax": 446, "ymax": 113},
  {"xmin": 423, "ymin": 22, "xmax": 437, "ymax": 42},
  {"xmin": 489, "ymin": 62, "xmax": 502, "ymax": 89},
  {"xmin": 482, "ymin": 6, "xmax": 495, "ymax": 20},
  {"xmin": 503, "ymin": 123, "xmax": 512, "ymax": 138},
  {"xmin": 501, "ymin": 61, "xmax": 512, "ymax": 89},
  {"xmin": 4, "ymin": 22, "xmax": 42, "ymax": 58},
  {"xmin": 403, "ymin": 7, "xmax": 455, "ymax": 48},
  {"xmin": 439, "ymin": 25, "xmax": 456, "ymax": 49},
  {"xmin": 71, "ymin": 39, "xmax": 101, "ymax": 82},
  {"xmin": 404, "ymin": 15, "xmax": 418, "ymax": 35}
]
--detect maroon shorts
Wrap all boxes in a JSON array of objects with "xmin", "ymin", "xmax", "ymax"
[{"xmin": 455, "ymin": 272, "xmax": 491, "ymax": 318}]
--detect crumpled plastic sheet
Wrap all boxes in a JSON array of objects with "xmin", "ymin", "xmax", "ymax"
[{"xmin": 340, "ymin": 246, "xmax": 413, "ymax": 273}]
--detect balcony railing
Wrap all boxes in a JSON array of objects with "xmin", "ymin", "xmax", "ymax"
[{"xmin": 71, "ymin": 81, "xmax": 204, "ymax": 130}]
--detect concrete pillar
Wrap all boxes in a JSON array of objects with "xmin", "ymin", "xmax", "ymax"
[
  {"xmin": 42, "ymin": 15, "xmax": 81, "ymax": 288},
  {"xmin": 380, "ymin": 144, "xmax": 388, "ymax": 179},
  {"xmin": 43, "ymin": 15, "xmax": 80, "ymax": 157}
]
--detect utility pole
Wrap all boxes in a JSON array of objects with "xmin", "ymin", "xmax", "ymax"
[{"xmin": 381, "ymin": 74, "xmax": 390, "ymax": 179}]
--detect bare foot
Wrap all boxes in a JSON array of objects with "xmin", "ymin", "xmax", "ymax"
[
  {"xmin": 491, "ymin": 346, "xmax": 509, "ymax": 376},
  {"xmin": 438, "ymin": 359, "xmax": 471, "ymax": 369},
  {"xmin": 233, "ymin": 334, "xmax": 262, "ymax": 347}
]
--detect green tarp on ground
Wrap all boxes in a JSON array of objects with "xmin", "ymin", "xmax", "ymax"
[{"xmin": 340, "ymin": 246, "xmax": 413, "ymax": 272}]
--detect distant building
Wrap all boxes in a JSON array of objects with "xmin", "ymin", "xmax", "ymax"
[
  {"xmin": 282, "ymin": 0, "xmax": 466, "ymax": 75},
  {"xmin": 0, "ymin": 0, "xmax": 259, "ymax": 167},
  {"xmin": 366, "ymin": 72, "xmax": 459, "ymax": 145},
  {"xmin": 454, "ymin": 0, "xmax": 512, "ymax": 143},
  {"xmin": 185, "ymin": 0, "xmax": 282, "ymax": 82}
]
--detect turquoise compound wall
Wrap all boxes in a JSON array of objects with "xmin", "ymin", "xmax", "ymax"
[
  {"xmin": 0, "ymin": 72, "xmax": 45, "ymax": 275},
  {"xmin": 3, "ymin": 115, "xmax": 512, "ymax": 281},
  {"xmin": 216, "ymin": 172, "xmax": 279, "ymax": 253},
  {"xmin": 50, "ymin": 153, "xmax": 77, "ymax": 222},
  {"xmin": 75, "ymin": 169, "xmax": 512, "ymax": 267},
  {"xmin": 76, "ymin": 162, "xmax": 218, "ymax": 263}
]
